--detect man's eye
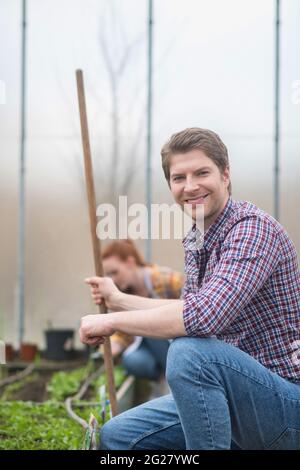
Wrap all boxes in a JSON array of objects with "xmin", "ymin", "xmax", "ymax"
[{"xmin": 173, "ymin": 176, "xmax": 184, "ymax": 181}]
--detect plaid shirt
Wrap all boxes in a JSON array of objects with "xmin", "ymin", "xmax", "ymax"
[{"xmin": 183, "ymin": 197, "xmax": 300, "ymax": 382}]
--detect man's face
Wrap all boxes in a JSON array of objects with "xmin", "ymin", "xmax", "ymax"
[
  {"xmin": 169, "ymin": 149, "xmax": 230, "ymax": 230},
  {"xmin": 103, "ymin": 255, "xmax": 137, "ymax": 292}
]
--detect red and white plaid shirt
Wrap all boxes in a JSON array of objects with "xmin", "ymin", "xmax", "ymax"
[{"xmin": 182, "ymin": 197, "xmax": 300, "ymax": 382}]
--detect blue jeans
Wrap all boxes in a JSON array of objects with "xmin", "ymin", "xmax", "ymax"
[
  {"xmin": 122, "ymin": 338, "xmax": 169, "ymax": 381},
  {"xmin": 101, "ymin": 337, "xmax": 300, "ymax": 450}
]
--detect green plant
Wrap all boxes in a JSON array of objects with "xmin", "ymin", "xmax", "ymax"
[
  {"xmin": 47, "ymin": 367, "xmax": 91, "ymax": 401},
  {"xmin": 92, "ymin": 364, "xmax": 127, "ymax": 393},
  {"xmin": 0, "ymin": 364, "xmax": 128, "ymax": 450},
  {"xmin": 0, "ymin": 401, "xmax": 84, "ymax": 450},
  {"xmin": 47, "ymin": 364, "xmax": 127, "ymax": 402}
]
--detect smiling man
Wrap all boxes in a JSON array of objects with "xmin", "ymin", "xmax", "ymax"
[{"xmin": 80, "ymin": 128, "xmax": 300, "ymax": 450}]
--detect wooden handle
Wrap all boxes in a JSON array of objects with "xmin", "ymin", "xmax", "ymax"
[{"xmin": 76, "ymin": 69, "xmax": 118, "ymax": 417}]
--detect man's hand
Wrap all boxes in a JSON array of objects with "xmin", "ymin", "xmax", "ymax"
[
  {"xmin": 85, "ymin": 276, "xmax": 120, "ymax": 311},
  {"xmin": 79, "ymin": 314, "xmax": 116, "ymax": 346}
]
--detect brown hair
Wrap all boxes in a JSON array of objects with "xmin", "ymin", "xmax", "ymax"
[
  {"xmin": 161, "ymin": 127, "xmax": 232, "ymax": 195},
  {"xmin": 102, "ymin": 239, "xmax": 146, "ymax": 267}
]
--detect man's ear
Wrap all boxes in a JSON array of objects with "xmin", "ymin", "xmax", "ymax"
[{"xmin": 223, "ymin": 167, "xmax": 230, "ymax": 188}]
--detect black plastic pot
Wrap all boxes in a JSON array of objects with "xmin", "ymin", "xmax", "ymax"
[{"xmin": 44, "ymin": 329, "xmax": 75, "ymax": 361}]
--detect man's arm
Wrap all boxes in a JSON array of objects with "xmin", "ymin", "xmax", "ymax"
[
  {"xmin": 80, "ymin": 300, "xmax": 186, "ymax": 345},
  {"xmin": 115, "ymin": 292, "xmax": 179, "ymax": 311},
  {"xmin": 111, "ymin": 300, "xmax": 185, "ymax": 338},
  {"xmin": 85, "ymin": 276, "xmax": 180, "ymax": 311}
]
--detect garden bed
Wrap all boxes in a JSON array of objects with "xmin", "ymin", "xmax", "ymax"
[
  {"xmin": 0, "ymin": 363, "xmax": 134, "ymax": 450},
  {"xmin": 0, "ymin": 401, "xmax": 84, "ymax": 450}
]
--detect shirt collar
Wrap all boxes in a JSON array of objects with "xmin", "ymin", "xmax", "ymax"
[
  {"xmin": 182, "ymin": 196, "xmax": 234, "ymax": 252},
  {"xmin": 204, "ymin": 196, "xmax": 233, "ymax": 251}
]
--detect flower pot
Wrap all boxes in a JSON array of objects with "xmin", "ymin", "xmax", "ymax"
[
  {"xmin": 20, "ymin": 343, "xmax": 38, "ymax": 362},
  {"xmin": 5, "ymin": 343, "xmax": 14, "ymax": 362},
  {"xmin": 44, "ymin": 329, "xmax": 75, "ymax": 361}
]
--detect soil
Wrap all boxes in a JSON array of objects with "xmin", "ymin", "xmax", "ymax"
[{"xmin": 1, "ymin": 372, "xmax": 53, "ymax": 402}]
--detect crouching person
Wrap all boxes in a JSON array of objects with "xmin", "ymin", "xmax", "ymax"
[{"xmin": 80, "ymin": 128, "xmax": 300, "ymax": 450}]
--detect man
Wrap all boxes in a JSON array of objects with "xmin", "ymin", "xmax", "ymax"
[
  {"xmin": 80, "ymin": 128, "xmax": 300, "ymax": 450},
  {"xmin": 87, "ymin": 239, "xmax": 183, "ymax": 380}
]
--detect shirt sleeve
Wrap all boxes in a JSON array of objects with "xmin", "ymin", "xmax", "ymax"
[{"xmin": 183, "ymin": 216, "xmax": 281, "ymax": 336}]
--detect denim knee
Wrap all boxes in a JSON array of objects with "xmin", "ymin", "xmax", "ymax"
[
  {"xmin": 100, "ymin": 417, "xmax": 124, "ymax": 450},
  {"xmin": 166, "ymin": 337, "xmax": 223, "ymax": 387},
  {"xmin": 166, "ymin": 337, "xmax": 191, "ymax": 386}
]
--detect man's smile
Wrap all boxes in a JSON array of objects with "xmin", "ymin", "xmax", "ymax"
[{"xmin": 184, "ymin": 193, "xmax": 210, "ymax": 205}]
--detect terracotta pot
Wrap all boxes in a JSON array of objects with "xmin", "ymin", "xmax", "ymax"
[
  {"xmin": 20, "ymin": 343, "xmax": 38, "ymax": 362},
  {"xmin": 5, "ymin": 344, "xmax": 14, "ymax": 362}
]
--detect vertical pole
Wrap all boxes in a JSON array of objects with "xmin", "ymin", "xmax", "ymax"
[
  {"xmin": 76, "ymin": 70, "xmax": 117, "ymax": 416},
  {"xmin": 146, "ymin": 0, "xmax": 153, "ymax": 262},
  {"xmin": 18, "ymin": 0, "xmax": 27, "ymax": 347},
  {"xmin": 274, "ymin": 0, "xmax": 281, "ymax": 221}
]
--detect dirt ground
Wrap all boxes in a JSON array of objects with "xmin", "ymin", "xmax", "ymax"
[{"xmin": 0, "ymin": 372, "xmax": 53, "ymax": 402}]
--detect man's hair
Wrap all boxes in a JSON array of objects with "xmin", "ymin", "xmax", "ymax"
[
  {"xmin": 102, "ymin": 239, "xmax": 147, "ymax": 267},
  {"xmin": 161, "ymin": 127, "xmax": 232, "ymax": 195}
]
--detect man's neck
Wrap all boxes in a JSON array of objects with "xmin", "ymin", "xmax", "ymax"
[{"xmin": 204, "ymin": 195, "xmax": 230, "ymax": 232}]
